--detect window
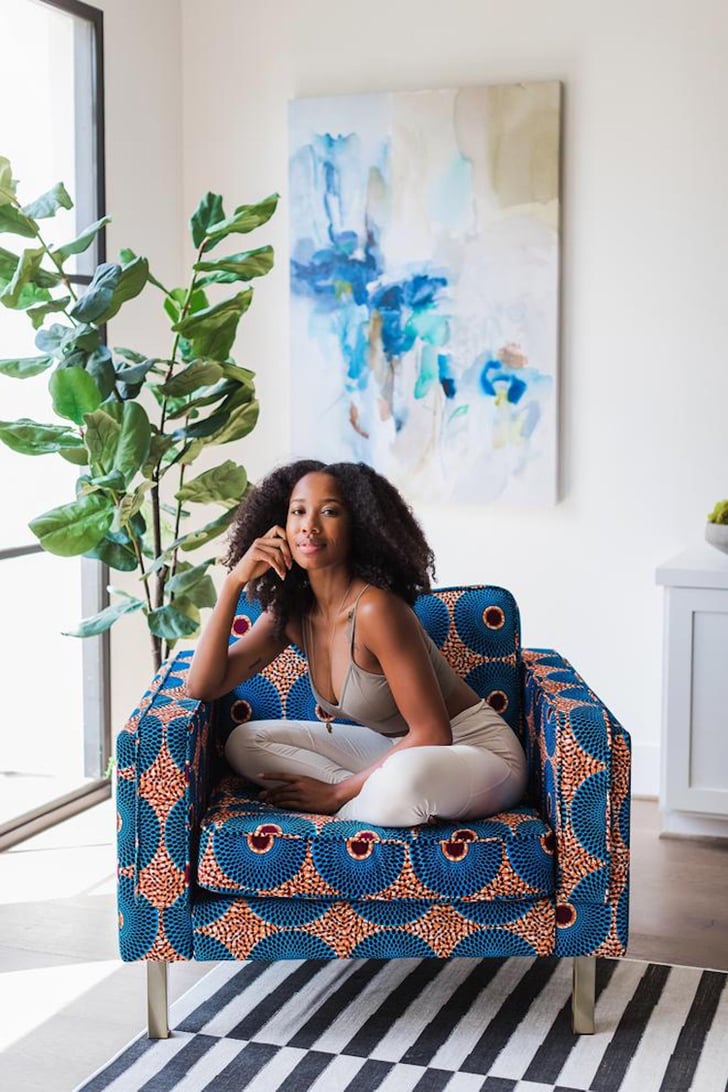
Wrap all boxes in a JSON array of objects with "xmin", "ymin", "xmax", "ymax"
[{"xmin": 0, "ymin": 0, "xmax": 107, "ymax": 846}]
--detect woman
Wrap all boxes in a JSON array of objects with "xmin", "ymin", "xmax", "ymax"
[{"xmin": 186, "ymin": 459, "xmax": 527, "ymax": 826}]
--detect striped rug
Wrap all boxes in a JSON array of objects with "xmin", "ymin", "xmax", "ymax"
[{"xmin": 77, "ymin": 956, "xmax": 728, "ymax": 1092}]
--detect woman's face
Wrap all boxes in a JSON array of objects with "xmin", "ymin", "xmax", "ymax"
[{"xmin": 286, "ymin": 472, "xmax": 352, "ymax": 571}]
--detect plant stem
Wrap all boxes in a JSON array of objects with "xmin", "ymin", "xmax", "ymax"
[{"xmin": 12, "ymin": 195, "xmax": 81, "ymax": 306}]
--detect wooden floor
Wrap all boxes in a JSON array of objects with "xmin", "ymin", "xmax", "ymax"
[
  {"xmin": 628, "ymin": 797, "xmax": 728, "ymax": 971},
  {"xmin": 0, "ymin": 796, "xmax": 726, "ymax": 1091}
]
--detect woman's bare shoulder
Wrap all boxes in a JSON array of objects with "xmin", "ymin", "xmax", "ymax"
[{"xmin": 356, "ymin": 586, "xmax": 416, "ymax": 627}]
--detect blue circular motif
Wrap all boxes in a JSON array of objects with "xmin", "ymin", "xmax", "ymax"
[
  {"xmin": 555, "ymin": 902, "xmax": 611, "ymax": 956},
  {"xmin": 464, "ymin": 663, "xmax": 518, "ymax": 730},
  {"xmin": 286, "ymin": 673, "xmax": 319, "ymax": 721},
  {"xmin": 250, "ymin": 931, "xmax": 336, "ymax": 960},
  {"xmin": 451, "ymin": 928, "xmax": 537, "ymax": 957},
  {"xmin": 507, "ymin": 839, "xmax": 554, "ymax": 894},
  {"xmin": 212, "ymin": 829, "xmax": 307, "ymax": 892},
  {"xmin": 230, "ymin": 674, "xmax": 283, "ymax": 720},
  {"xmin": 116, "ymin": 729, "xmax": 136, "ymax": 770},
  {"xmin": 413, "ymin": 595, "xmax": 450, "ymax": 648},
  {"xmin": 163, "ymin": 892, "xmax": 191, "ymax": 958},
  {"xmin": 311, "ymin": 838, "xmax": 405, "ymax": 898},
  {"xmin": 410, "ymin": 839, "xmax": 501, "ymax": 898},
  {"xmin": 118, "ymin": 875, "xmax": 158, "ymax": 960},
  {"xmin": 137, "ymin": 715, "xmax": 163, "ymax": 772},
  {"xmin": 571, "ymin": 706, "xmax": 609, "ymax": 762},
  {"xmin": 454, "ymin": 901, "xmax": 534, "ymax": 927},
  {"xmin": 247, "ymin": 897, "xmax": 327, "ymax": 927},
  {"xmin": 116, "ymin": 775, "xmax": 136, "ymax": 869},
  {"xmin": 355, "ymin": 900, "xmax": 430, "ymax": 926},
  {"xmin": 137, "ymin": 798, "xmax": 161, "ymax": 871},
  {"xmin": 571, "ymin": 772, "xmax": 609, "ymax": 858},
  {"xmin": 194, "ymin": 934, "xmax": 241, "ymax": 960},
  {"xmin": 165, "ymin": 797, "xmax": 189, "ymax": 871},
  {"xmin": 351, "ymin": 931, "xmax": 435, "ymax": 958},
  {"xmin": 454, "ymin": 589, "xmax": 517, "ymax": 656},
  {"xmin": 570, "ymin": 866, "xmax": 609, "ymax": 902}
]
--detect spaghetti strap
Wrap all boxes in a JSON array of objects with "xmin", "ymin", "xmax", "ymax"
[{"xmin": 348, "ymin": 584, "xmax": 371, "ymax": 655}]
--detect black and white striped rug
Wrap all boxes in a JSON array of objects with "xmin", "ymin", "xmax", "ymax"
[{"xmin": 77, "ymin": 956, "xmax": 728, "ymax": 1092}]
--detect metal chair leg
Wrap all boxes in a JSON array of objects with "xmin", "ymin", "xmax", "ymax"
[
  {"xmin": 572, "ymin": 956, "xmax": 596, "ymax": 1033},
  {"xmin": 147, "ymin": 960, "xmax": 169, "ymax": 1038}
]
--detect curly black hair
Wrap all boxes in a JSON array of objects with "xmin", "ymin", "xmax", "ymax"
[{"xmin": 222, "ymin": 459, "xmax": 436, "ymax": 636}]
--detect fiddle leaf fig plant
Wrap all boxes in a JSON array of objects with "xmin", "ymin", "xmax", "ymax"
[{"xmin": 0, "ymin": 154, "xmax": 278, "ymax": 670}]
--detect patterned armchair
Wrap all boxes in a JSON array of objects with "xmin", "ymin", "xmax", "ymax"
[{"xmin": 116, "ymin": 585, "xmax": 630, "ymax": 1038}]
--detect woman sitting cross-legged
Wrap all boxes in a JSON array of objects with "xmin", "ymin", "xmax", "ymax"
[{"xmin": 185, "ymin": 459, "xmax": 528, "ymax": 827}]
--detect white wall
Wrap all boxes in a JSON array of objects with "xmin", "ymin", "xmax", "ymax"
[
  {"xmin": 90, "ymin": 0, "xmax": 185, "ymax": 733},
  {"xmin": 172, "ymin": 0, "xmax": 728, "ymax": 796}
]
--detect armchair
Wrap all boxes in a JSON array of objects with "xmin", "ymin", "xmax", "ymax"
[{"xmin": 116, "ymin": 585, "xmax": 630, "ymax": 1039}]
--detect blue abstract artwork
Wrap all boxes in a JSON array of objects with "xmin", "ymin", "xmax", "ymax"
[{"xmin": 289, "ymin": 83, "xmax": 561, "ymax": 504}]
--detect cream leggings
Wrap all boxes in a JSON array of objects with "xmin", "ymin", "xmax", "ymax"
[{"xmin": 224, "ymin": 699, "xmax": 529, "ymax": 827}]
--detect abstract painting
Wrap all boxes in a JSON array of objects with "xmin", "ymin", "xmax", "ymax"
[{"xmin": 289, "ymin": 82, "xmax": 561, "ymax": 504}]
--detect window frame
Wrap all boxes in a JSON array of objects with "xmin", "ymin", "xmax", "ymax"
[{"xmin": 0, "ymin": 0, "xmax": 110, "ymax": 850}]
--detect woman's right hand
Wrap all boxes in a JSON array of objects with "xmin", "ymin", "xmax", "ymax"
[{"xmin": 229, "ymin": 525, "xmax": 293, "ymax": 586}]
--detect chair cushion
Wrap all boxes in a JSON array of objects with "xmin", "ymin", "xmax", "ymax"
[
  {"xmin": 196, "ymin": 776, "xmax": 555, "ymax": 902},
  {"xmin": 219, "ymin": 584, "xmax": 523, "ymax": 742}
]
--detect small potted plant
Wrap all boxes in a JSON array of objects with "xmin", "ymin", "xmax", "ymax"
[{"xmin": 706, "ymin": 499, "xmax": 728, "ymax": 553}]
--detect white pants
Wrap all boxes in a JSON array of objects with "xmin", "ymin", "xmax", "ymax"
[{"xmin": 224, "ymin": 699, "xmax": 529, "ymax": 826}]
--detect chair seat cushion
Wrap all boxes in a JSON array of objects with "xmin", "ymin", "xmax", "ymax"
[{"xmin": 196, "ymin": 776, "xmax": 555, "ymax": 902}]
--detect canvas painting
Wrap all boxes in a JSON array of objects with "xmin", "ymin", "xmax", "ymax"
[{"xmin": 288, "ymin": 82, "xmax": 561, "ymax": 505}]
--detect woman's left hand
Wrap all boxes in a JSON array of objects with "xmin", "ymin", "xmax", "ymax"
[{"xmin": 257, "ymin": 772, "xmax": 343, "ymax": 815}]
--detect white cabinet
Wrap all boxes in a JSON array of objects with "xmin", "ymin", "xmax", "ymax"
[{"xmin": 656, "ymin": 545, "xmax": 728, "ymax": 838}]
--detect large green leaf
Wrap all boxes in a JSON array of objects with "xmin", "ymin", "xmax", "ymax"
[
  {"xmin": 167, "ymin": 561, "xmax": 217, "ymax": 608},
  {"xmin": 163, "ymin": 378, "xmax": 238, "ymax": 419},
  {"xmin": 26, "ymin": 296, "xmax": 71, "ymax": 329},
  {"xmin": 176, "ymin": 460, "xmax": 247, "ymax": 504},
  {"xmin": 83, "ymin": 408, "xmax": 121, "ymax": 475},
  {"xmin": 0, "ymin": 157, "xmax": 15, "ymax": 204},
  {"xmin": 0, "ymin": 246, "xmax": 60, "ymax": 288},
  {"xmin": 29, "ymin": 492, "xmax": 114, "ymax": 556},
  {"xmin": 114, "ymin": 481, "xmax": 152, "ymax": 528},
  {"xmin": 194, "ymin": 245, "xmax": 274, "ymax": 286},
  {"xmin": 85, "ymin": 532, "xmax": 138, "ymax": 572},
  {"xmin": 52, "ymin": 216, "xmax": 110, "ymax": 262},
  {"xmin": 49, "ymin": 366, "xmax": 102, "ymax": 424},
  {"xmin": 0, "ymin": 355, "xmax": 53, "ymax": 379},
  {"xmin": 191, "ymin": 192, "xmax": 225, "ymax": 248},
  {"xmin": 202, "ymin": 193, "xmax": 279, "ymax": 253},
  {"xmin": 173, "ymin": 573, "xmax": 216, "ymax": 609},
  {"xmin": 171, "ymin": 290, "xmax": 252, "ymax": 359},
  {"xmin": 85, "ymin": 347, "xmax": 116, "ymax": 400},
  {"xmin": 0, "ymin": 246, "xmax": 45, "ymax": 308},
  {"xmin": 116, "ymin": 402, "xmax": 152, "ymax": 484},
  {"xmin": 164, "ymin": 285, "xmax": 210, "ymax": 324},
  {"xmin": 69, "ymin": 256, "xmax": 148, "ymax": 325},
  {"xmin": 207, "ymin": 398, "xmax": 259, "ymax": 446},
  {"xmin": 175, "ymin": 507, "xmax": 238, "ymax": 552},
  {"xmin": 141, "ymin": 431, "xmax": 175, "ymax": 479},
  {"xmin": 0, "ymin": 203, "xmax": 37, "ymax": 238},
  {"xmin": 22, "ymin": 183, "xmax": 73, "ymax": 219},
  {"xmin": 158, "ymin": 360, "xmax": 223, "ymax": 397},
  {"xmin": 58, "ymin": 446, "xmax": 89, "ymax": 466},
  {"xmin": 0, "ymin": 418, "xmax": 85, "ymax": 456},
  {"xmin": 63, "ymin": 594, "xmax": 143, "ymax": 637},
  {"xmin": 146, "ymin": 604, "xmax": 198, "ymax": 639}
]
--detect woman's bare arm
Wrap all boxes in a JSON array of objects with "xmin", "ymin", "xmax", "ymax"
[{"xmin": 186, "ymin": 524, "xmax": 292, "ymax": 701}]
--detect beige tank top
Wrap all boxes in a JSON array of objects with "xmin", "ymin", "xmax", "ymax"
[{"xmin": 301, "ymin": 586, "xmax": 460, "ymax": 737}]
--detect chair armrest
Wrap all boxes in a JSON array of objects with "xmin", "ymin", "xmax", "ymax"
[
  {"xmin": 116, "ymin": 650, "xmax": 215, "ymax": 961},
  {"xmin": 522, "ymin": 649, "xmax": 631, "ymax": 908}
]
